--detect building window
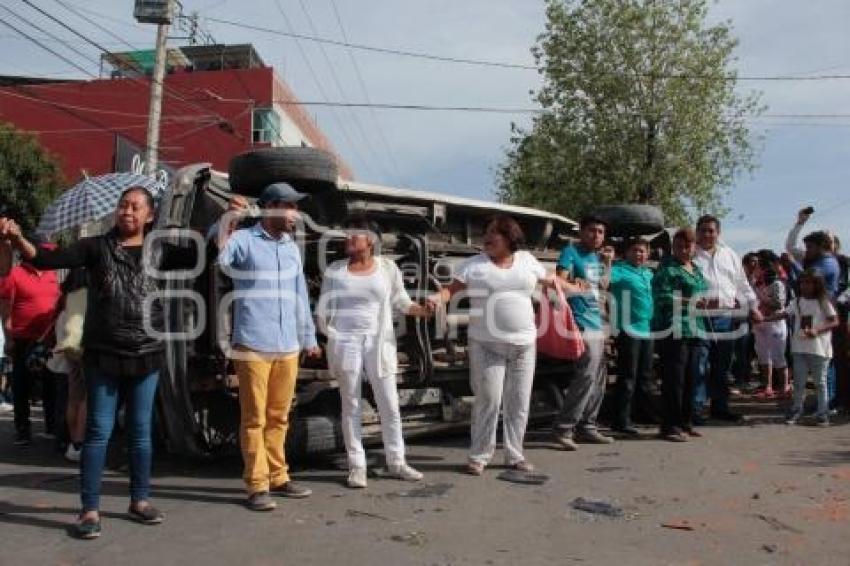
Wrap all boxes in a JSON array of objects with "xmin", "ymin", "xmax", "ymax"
[{"xmin": 252, "ymin": 108, "xmax": 281, "ymax": 144}]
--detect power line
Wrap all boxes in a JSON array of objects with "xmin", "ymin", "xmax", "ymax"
[
  {"xmin": 0, "ymin": 88, "xmax": 221, "ymax": 121},
  {"xmin": 0, "ymin": 13, "xmax": 95, "ymax": 78},
  {"xmin": 328, "ymin": 0, "xmax": 405, "ymax": 185},
  {"xmin": 19, "ymin": 0, "xmax": 239, "ymax": 136},
  {"xmin": 198, "ymin": 95, "xmax": 850, "ymax": 119},
  {"xmin": 295, "ymin": 0, "xmax": 393, "ymax": 182},
  {"xmin": 272, "ymin": 0, "xmax": 376, "ymax": 179},
  {"xmin": 1, "ymin": 5, "xmax": 101, "ymax": 71},
  {"xmin": 208, "ymin": 16, "xmax": 537, "ymax": 70},
  {"xmin": 60, "ymin": 3, "xmax": 145, "ymax": 30},
  {"xmin": 208, "ymin": 16, "xmax": 850, "ymax": 81},
  {"xmin": 49, "ymin": 0, "xmax": 139, "ymax": 52}
]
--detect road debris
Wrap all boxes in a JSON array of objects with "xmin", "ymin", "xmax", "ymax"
[
  {"xmin": 386, "ymin": 483, "xmax": 454, "ymax": 499},
  {"xmin": 571, "ymin": 497, "xmax": 625, "ymax": 518},
  {"xmin": 390, "ymin": 531, "xmax": 427, "ymax": 547},
  {"xmin": 497, "ymin": 470, "xmax": 550, "ymax": 485},
  {"xmin": 346, "ymin": 509, "xmax": 391, "ymax": 522},
  {"xmin": 661, "ymin": 520, "xmax": 695, "ymax": 531},
  {"xmin": 754, "ymin": 513, "xmax": 804, "ymax": 534}
]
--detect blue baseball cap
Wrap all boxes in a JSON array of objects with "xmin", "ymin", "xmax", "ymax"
[{"xmin": 256, "ymin": 182, "xmax": 307, "ymax": 207}]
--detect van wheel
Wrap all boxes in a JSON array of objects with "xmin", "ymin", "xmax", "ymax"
[
  {"xmin": 228, "ymin": 147, "xmax": 339, "ymax": 197},
  {"xmin": 593, "ymin": 204, "xmax": 665, "ymax": 237},
  {"xmin": 285, "ymin": 412, "xmax": 344, "ymax": 464}
]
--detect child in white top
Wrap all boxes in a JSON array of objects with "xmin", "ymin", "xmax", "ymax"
[{"xmin": 786, "ymin": 269, "xmax": 839, "ymax": 426}]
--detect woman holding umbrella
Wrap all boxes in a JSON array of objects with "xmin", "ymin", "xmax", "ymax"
[{"xmin": 0, "ymin": 185, "xmax": 193, "ymax": 539}]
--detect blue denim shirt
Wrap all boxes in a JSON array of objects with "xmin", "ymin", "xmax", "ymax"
[{"xmin": 218, "ymin": 224, "xmax": 318, "ymax": 353}]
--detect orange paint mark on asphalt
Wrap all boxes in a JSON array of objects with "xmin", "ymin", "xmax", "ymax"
[
  {"xmin": 800, "ymin": 499, "xmax": 849, "ymax": 523},
  {"xmin": 741, "ymin": 461, "xmax": 760, "ymax": 474},
  {"xmin": 830, "ymin": 467, "xmax": 850, "ymax": 481}
]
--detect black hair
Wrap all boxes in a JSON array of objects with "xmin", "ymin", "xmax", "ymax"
[
  {"xmin": 798, "ymin": 268, "xmax": 828, "ymax": 301},
  {"xmin": 756, "ymin": 250, "xmax": 779, "ymax": 284},
  {"xmin": 803, "ymin": 230, "xmax": 831, "ymax": 250},
  {"xmin": 696, "ymin": 214, "xmax": 721, "ymax": 232},
  {"xmin": 118, "ymin": 185, "xmax": 157, "ymax": 233},
  {"xmin": 623, "ymin": 237, "xmax": 650, "ymax": 252},
  {"xmin": 579, "ymin": 214, "xmax": 608, "ymax": 231}
]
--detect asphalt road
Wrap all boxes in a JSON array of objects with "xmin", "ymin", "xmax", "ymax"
[{"xmin": 1, "ymin": 397, "xmax": 849, "ymax": 566}]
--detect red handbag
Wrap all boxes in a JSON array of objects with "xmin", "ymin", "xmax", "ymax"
[{"xmin": 536, "ymin": 287, "xmax": 586, "ymax": 361}]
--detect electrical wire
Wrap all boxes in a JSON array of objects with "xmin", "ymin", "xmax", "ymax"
[
  {"xmin": 208, "ymin": 16, "xmax": 536, "ymax": 70},
  {"xmin": 49, "ymin": 0, "xmax": 140, "ymax": 52},
  {"xmin": 209, "ymin": 16, "xmax": 850, "ymax": 81},
  {"xmin": 328, "ymin": 0, "xmax": 404, "ymax": 185},
  {"xmin": 0, "ymin": 14, "xmax": 95, "ymax": 78},
  {"xmin": 0, "ymin": 88, "xmax": 223, "ymax": 121},
  {"xmin": 272, "ymin": 0, "xmax": 376, "ymax": 179},
  {"xmin": 295, "ymin": 0, "xmax": 393, "ymax": 182},
  {"xmin": 20, "ymin": 0, "xmax": 238, "ymax": 133}
]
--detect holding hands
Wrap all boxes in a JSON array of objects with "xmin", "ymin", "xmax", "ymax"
[{"xmin": 0, "ymin": 217, "xmax": 23, "ymax": 242}]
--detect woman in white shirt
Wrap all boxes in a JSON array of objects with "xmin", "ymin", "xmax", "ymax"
[
  {"xmin": 317, "ymin": 218, "xmax": 432, "ymax": 488},
  {"xmin": 428, "ymin": 215, "xmax": 564, "ymax": 476}
]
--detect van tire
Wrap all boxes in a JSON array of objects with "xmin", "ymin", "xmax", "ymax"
[
  {"xmin": 228, "ymin": 147, "xmax": 339, "ymax": 197},
  {"xmin": 593, "ymin": 204, "xmax": 665, "ymax": 237}
]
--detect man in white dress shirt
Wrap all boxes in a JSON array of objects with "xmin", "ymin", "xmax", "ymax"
[{"xmin": 692, "ymin": 215, "xmax": 762, "ymax": 423}]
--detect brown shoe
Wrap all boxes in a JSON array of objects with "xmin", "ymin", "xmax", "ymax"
[
  {"xmin": 466, "ymin": 461, "xmax": 485, "ymax": 476},
  {"xmin": 552, "ymin": 431, "xmax": 579, "ymax": 451},
  {"xmin": 511, "ymin": 460, "xmax": 535, "ymax": 473},
  {"xmin": 271, "ymin": 481, "xmax": 312, "ymax": 499},
  {"xmin": 660, "ymin": 430, "xmax": 688, "ymax": 443}
]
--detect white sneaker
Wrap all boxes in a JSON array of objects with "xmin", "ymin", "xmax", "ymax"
[
  {"xmin": 0, "ymin": 402, "xmax": 12, "ymax": 413},
  {"xmin": 347, "ymin": 467, "xmax": 367, "ymax": 489},
  {"xmin": 65, "ymin": 444, "xmax": 81, "ymax": 463},
  {"xmin": 388, "ymin": 463, "xmax": 423, "ymax": 482}
]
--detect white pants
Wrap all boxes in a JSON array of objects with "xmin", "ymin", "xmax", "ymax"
[
  {"xmin": 754, "ymin": 321, "xmax": 788, "ymax": 369},
  {"xmin": 329, "ymin": 334, "xmax": 405, "ymax": 470},
  {"xmin": 468, "ymin": 339, "xmax": 537, "ymax": 466}
]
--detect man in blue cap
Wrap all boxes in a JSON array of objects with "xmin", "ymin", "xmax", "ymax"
[{"xmin": 217, "ymin": 182, "xmax": 321, "ymax": 512}]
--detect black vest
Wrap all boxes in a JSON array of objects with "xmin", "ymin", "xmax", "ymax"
[{"xmin": 82, "ymin": 231, "xmax": 165, "ymax": 357}]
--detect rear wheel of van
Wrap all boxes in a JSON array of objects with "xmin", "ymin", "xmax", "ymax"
[
  {"xmin": 593, "ymin": 204, "xmax": 665, "ymax": 237},
  {"xmin": 228, "ymin": 147, "xmax": 339, "ymax": 197}
]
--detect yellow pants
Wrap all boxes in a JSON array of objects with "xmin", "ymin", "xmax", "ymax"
[{"xmin": 234, "ymin": 349, "xmax": 300, "ymax": 494}]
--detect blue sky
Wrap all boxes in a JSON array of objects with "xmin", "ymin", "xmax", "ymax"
[{"xmin": 1, "ymin": 1, "xmax": 848, "ymax": 254}]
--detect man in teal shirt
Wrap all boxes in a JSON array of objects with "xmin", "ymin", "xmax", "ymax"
[
  {"xmin": 552, "ymin": 215, "xmax": 613, "ymax": 449},
  {"xmin": 609, "ymin": 238, "xmax": 657, "ymax": 434}
]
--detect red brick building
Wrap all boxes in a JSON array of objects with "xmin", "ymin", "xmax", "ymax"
[{"xmin": 0, "ymin": 44, "xmax": 353, "ymax": 185}]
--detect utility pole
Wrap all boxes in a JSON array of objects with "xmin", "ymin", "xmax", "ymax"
[
  {"xmin": 134, "ymin": 0, "xmax": 175, "ymax": 175},
  {"xmin": 145, "ymin": 21, "xmax": 169, "ymax": 175}
]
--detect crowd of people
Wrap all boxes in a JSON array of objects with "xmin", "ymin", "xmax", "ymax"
[{"xmin": 0, "ymin": 185, "xmax": 846, "ymax": 541}]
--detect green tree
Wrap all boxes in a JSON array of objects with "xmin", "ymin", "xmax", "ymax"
[
  {"xmin": 499, "ymin": 0, "xmax": 764, "ymax": 225},
  {"xmin": 0, "ymin": 122, "xmax": 64, "ymax": 234}
]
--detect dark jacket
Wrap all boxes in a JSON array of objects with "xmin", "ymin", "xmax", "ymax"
[
  {"xmin": 31, "ymin": 229, "xmax": 184, "ymax": 359},
  {"xmin": 85, "ymin": 232, "xmax": 164, "ymax": 356}
]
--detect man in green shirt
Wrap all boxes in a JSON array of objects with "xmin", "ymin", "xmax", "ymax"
[{"xmin": 609, "ymin": 238, "xmax": 656, "ymax": 434}]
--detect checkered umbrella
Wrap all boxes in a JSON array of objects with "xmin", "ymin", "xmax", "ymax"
[{"xmin": 36, "ymin": 173, "xmax": 166, "ymax": 237}]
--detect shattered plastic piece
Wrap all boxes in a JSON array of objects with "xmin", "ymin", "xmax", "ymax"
[
  {"xmin": 570, "ymin": 497, "xmax": 625, "ymax": 518},
  {"xmin": 497, "ymin": 470, "xmax": 550, "ymax": 485},
  {"xmin": 661, "ymin": 520, "xmax": 695, "ymax": 531}
]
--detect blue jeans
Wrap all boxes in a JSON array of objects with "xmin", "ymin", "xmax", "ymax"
[
  {"xmin": 792, "ymin": 353, "xmax": 829, "ymax": 418},
  {"xmin": 827, "ymin": 361, "xmax": 837, "ymax": 408},
  {"xmin": 81, "ymin": 367, "xmax": 159, "ymax": 512},
  {"xmin": 693, "ymin": 317, "xmax": 737, "ymax": 415}
]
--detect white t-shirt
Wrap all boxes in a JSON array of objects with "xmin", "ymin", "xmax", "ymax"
[
  {"xmin": 454, "ymin": 251, "xmax": 546, "ymax": 345},
  {"xmin": 790, "ymin": 297, "xmax": 837, "ymax": 358},
  {"xmin": 329, "ymin": 266, "xmax": 387, "ymax": 335}
]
